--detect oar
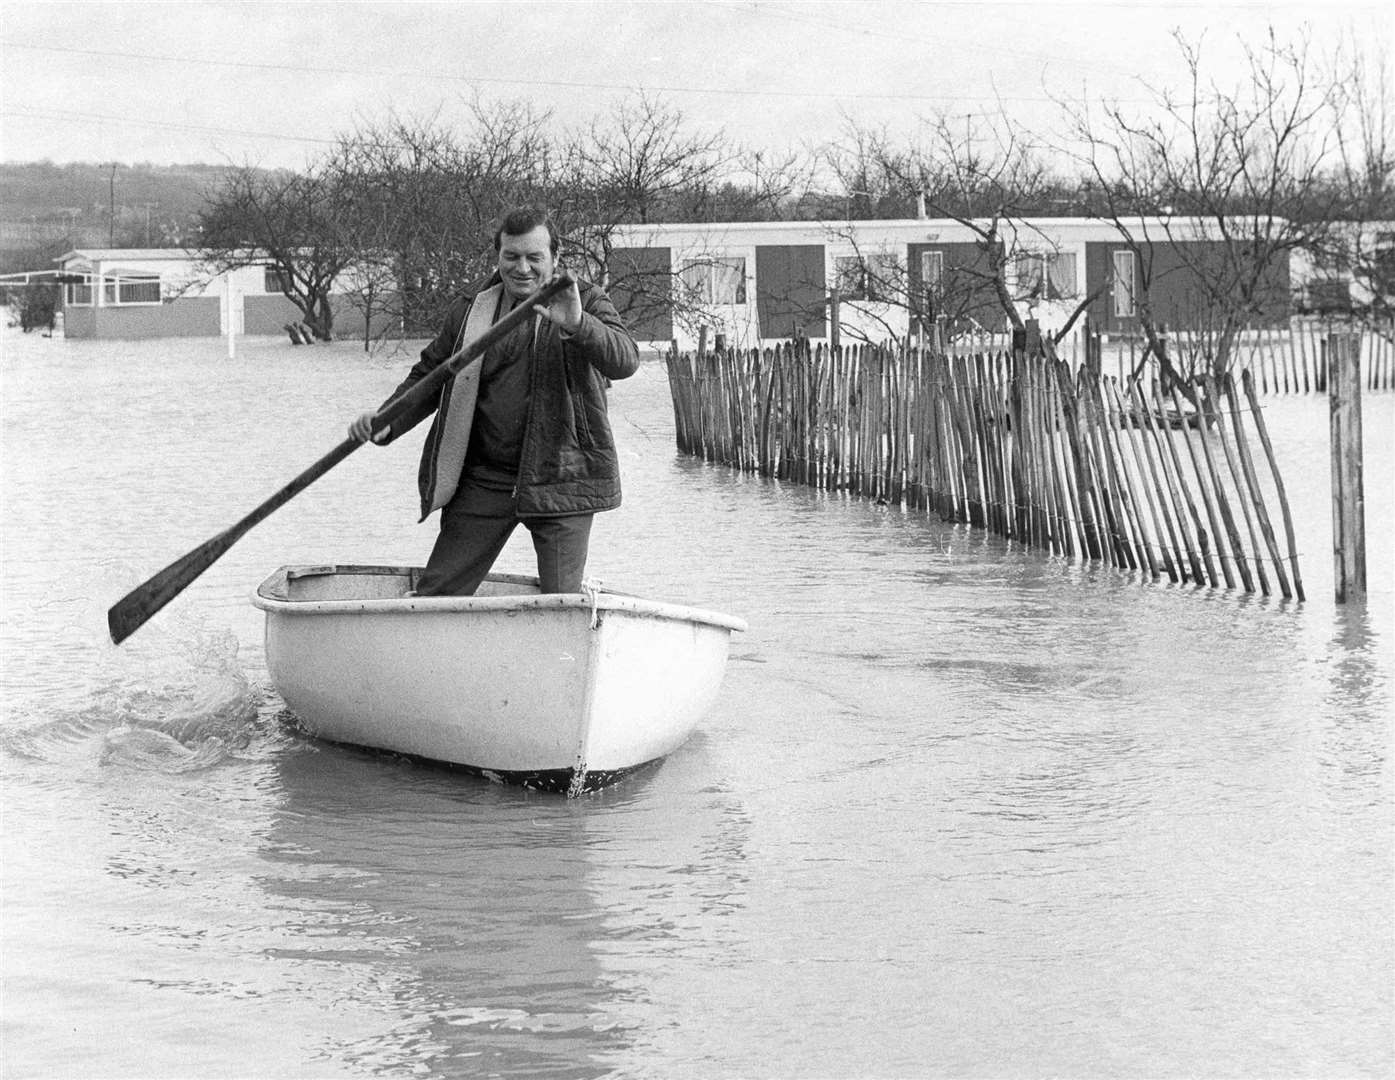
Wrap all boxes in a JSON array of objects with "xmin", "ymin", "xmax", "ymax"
[{"xmin": 107, "ymin": 274, "xmax": 573, "ymax": 645}]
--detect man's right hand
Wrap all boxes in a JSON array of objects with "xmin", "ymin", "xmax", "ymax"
[{"xmin": 349, "ymin": 411, "xmax": 388, "ymax": 444}]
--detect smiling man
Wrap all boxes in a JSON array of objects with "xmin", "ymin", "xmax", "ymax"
[{"xmin": 350, "ymin": 207, "xmax": 641, "ymax": 595}]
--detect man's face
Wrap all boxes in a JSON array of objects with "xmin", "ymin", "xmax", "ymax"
[{"xmin": 497, "ymin": 225, "xmax": 557, "ymax": 301}]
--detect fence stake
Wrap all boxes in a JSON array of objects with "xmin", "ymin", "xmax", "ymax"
[
  {"xmin": 1329, "ymin": 325, "xmax": 1367, "ymax": 603},
  {"xmin": 1199, "ymin": 378, "xmax": 1269, "ymax": 595},
  {"xmin": 1224, "ymin": 373, "xmax": 1292, "ymax": 599},
  {"xmin": 1169, "ymin": 383, "xmax": 1234, "ymax": 588},
  {"xmin": 1134, "ymin": 380, "xmax": 1205, "ymax": 585},
  {"xmin": 1110, "ymin": 378, "xmax": 1177, "ymax": 581},
  {"xmin": 1240, "ymin": 370, "xmax": 1305, "ymax": 602}
]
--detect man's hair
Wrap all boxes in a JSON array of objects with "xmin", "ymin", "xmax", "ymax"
[{"xmin": 493, "ymin": 207, "xmax": 560, "ymax": 256}]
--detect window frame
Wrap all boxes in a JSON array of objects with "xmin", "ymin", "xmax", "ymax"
[
  {"xmin": 835, "ymin": 252, "xmax": 900, "ymax": 303},
  {"xmin": 99, "ymin": 272, "xmax": 164, "ymax": 307},
  {"xmin": 920, "ymin": 250, "xmax": 945, "ymax": 293},
  {"xmin": 1112, "ymin": 250, "xmax": 1136, "ymax": 317},
  {"xmin": 264, "ymin": 266, "xmax": 291, "ymax": 295},
  {"xmin": 1015, "ymin": 251, "xmax": 1078, "ymax": 301},
  {"xmin": 1047, "ymin": 251, "xmax": 1078, "ymax": 300},
  {"xmin": 680, "ymin": 255, "xmax": 747, "ymax": 306}
]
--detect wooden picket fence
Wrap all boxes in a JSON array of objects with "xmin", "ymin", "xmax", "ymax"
[
  {"xmin": 665, "ymin": 332, "xmax": 1309, "ymax": 599},
  {"xmin": 1059, "ymin": 318, "xmax": 1395, "ymax": 394}
]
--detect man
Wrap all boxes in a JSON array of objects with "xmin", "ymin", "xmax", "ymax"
[{"xmin": 349, "ymin": 207, "xmax": 640, "ymax": 595}]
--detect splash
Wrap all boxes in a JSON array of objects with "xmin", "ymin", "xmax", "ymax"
[
  {"xmin": 3, "ymin": 598, "xmax": 277, "ymax": 774},
  {"xmin": 97, "ymin": 726, "xmax": 229, "ymax": 772}
]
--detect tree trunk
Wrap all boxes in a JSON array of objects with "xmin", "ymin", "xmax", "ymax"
[{"xmin": 309, "ymin": 293, "xmax": 334, "ymax": 341}]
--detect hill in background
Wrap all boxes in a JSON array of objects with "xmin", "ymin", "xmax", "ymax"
[{"xmin": 0, "ymin": 161, "xmax": 237, "ymax": 273}]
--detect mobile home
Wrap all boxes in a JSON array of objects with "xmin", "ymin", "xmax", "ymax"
[
  {"xmin": 603, "ymin": 217, "xmax": 1295, "ymax": 350},
  {"xmin": 54, "ymin": 248, "xmax": 386, "ymax": 341}
]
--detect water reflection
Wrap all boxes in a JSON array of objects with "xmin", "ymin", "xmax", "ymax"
[
  {"xmin": 1319, "ymin": 606, "xmax": 1393, "ymax": 806},
  {"xmin": 257, "ymin": 742, "xmax": 633, "ymax": 1077},
  {"xmin": 255, "ymin": 732, "xmax": 754, "ymax": 1078}
]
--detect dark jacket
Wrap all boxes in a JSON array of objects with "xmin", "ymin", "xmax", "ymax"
[{"xmin": 378, "ymin": 275, "xmax": 640, "ymax": 520}]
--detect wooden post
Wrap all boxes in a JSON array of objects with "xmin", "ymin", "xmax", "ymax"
[
  {"xmin": 1329, "ymin": 324, "xmax": 1367, "ymax": 603},
  {"xmin": 829, "ymin": 287, "xmax": 841, "ymax": 355},
  {"xmin": 697, "ymin": 325, "xmax": 708, "ymax": 361},
  {"xmin": 224, "ymin": 273, "xmax": 236, "ymax": 359}
]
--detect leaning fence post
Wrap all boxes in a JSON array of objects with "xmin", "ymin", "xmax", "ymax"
[{"xmin": 1328, "ymin": 323, "xmax": 1367, "ymax": 603}]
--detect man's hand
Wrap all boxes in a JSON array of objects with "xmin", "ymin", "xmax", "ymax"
[
  {"xmin": 349, "ymin": 411, "xmax": 388, "ymax": 445},
  {"xmin": 534, "ymin": 275, "xmax": 583, "ymax": 335}
]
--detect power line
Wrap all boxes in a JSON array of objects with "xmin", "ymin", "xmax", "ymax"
[
  {"xmin": 0, "ymin": 39, "xmax": 1103, "ymax": 106},
  {"xmin": 1, "ymin": 106, "xmax": 340, "ymax": 148},
  {"xmin": 701, "ymin": 0, "xmax": 1145, "ymax": 80},
  {"xmin": 5, "ymin": 101, "xmax": 1066, "ymax": 161}
]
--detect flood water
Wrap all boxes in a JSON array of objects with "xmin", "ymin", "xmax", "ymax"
[{"xmin": 2, "ymin": 328, "xmax": 1391, "ymax": 1079}]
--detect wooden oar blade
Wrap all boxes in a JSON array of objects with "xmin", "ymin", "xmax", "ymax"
[{"xmin": 107, "ymin": 526, "xmax": 242, "ymax": 645}]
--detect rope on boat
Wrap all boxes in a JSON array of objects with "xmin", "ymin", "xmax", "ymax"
[{"xmin": 581, "ymin": 579, "xmax": 604, "ymax": 629}]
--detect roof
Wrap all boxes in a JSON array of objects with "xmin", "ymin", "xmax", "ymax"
[
  {"xmin": 55, "ymin": 247, "xmax": 204, "ymax": 266},
  {"xmin": 610, "ymin": 214, "xmax": 1293, "ymax": 235},
  {"xmin": 0, "ymin": 269, "xmax": 67, "ymax": 283}
]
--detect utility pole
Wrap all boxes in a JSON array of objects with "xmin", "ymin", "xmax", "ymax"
[
  {"xmin": 108, "ymin": 163, "xmax": 117, "ymax": 247},
  {"xmin": 138, "ymin": 202, "xmax": 159, "ymax": 246}
]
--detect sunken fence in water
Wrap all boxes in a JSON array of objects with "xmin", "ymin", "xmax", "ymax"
[
  {"xmin": 1082, "ymin": 317, "xmax": 1395, "ymax": 394},
  {"xmin": 665, "ymin": 331, "xmax": 1310, "ymax": 600}
]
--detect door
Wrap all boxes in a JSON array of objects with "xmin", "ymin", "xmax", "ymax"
[
  {"xmin": 605, "ymin": 246, "xmax": 672, "ymax": 342},
  {"xmin": 755, "ymin": 245, "xmax": 826, "ymax": 339}
]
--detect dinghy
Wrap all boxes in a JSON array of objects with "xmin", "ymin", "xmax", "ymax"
[{"xmin": 253, "ymin": 565, "xmax": 747, "ymax": 795}]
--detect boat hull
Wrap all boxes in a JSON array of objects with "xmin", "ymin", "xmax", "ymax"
[{"xmin": 253, "ymin": 566, "xmax": 746, "ymax": 795}]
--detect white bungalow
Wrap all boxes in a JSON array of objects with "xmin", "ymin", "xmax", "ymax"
[
  {"xmin": 53, "ymin": 248, "xmax": 383, "ymax": 340},
  {"xmin": 603, "ymin": 217, "xmax": 1302, "ymax": 351}
]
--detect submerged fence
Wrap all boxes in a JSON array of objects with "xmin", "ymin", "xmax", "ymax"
[
  {"xmin": 666, "ymin": 333, "xmax": 1313, "ymax": 599},
  {"xmin": 1063, "ymin": 318, "xmax": 1395, "ymax": 394}
]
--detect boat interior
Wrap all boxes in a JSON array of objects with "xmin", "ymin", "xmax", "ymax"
[{"xmin": 260, "ymin": 565, "xmax": 543, "ymax": 602}]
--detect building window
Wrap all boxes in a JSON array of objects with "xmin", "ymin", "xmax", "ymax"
[
  {"xmin": 680, "ymin": 256, "xmax": 746, "ymax": 305},
  {"xmin": 1374, "ymin": 231, "xmax": 1395, "ymax": 278},
  {"xmin": 920, "ymin": 250, "xmax": 944, "ymax": 291},
  {"xmin": 1112, "ymin": 250, "xmax": 1136, "ymax": 317},
  {"xmin": 65, "ymin": 280, "xmax": 93, "ymax": 306},
  {"xmin": 264, "ymin": 266, "xmax": 290, "ymax": 294},
  {"xmin": 100, "ymin": 274, "xmax": 163, "ymax": 305},
  {"xmin": 120, "ymin": 277, "xmax": 162, "ymax": 304},
  {"xmin": 835, "ymin": 253, "xmax": 899, "ymax": 302},
  {"xmin": 1016, "ymin": 251, "xmax": 1078, "ymax": 300}
]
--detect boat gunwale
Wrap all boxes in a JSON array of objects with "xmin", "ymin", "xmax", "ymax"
[{"xmin": 251, "ymin": 564, "xmax": 749, "ymax": 633}]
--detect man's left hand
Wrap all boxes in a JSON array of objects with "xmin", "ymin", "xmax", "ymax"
[{"xmin": 535, "ymin": 275, "xmax": 583, "ymax": 335}]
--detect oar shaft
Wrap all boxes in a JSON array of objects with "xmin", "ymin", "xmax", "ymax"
[
  {"xmin": 365, "ymin": 275, "xmax": 570, "ymax": 438},
  {"xmin": 107, "ymin": 275, "xmax": 573, "ymax": 645}
]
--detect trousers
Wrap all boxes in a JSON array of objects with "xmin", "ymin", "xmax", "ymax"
[{"xmin": 415, "ymin": 482, "xmax": 594, "ymax": 596}]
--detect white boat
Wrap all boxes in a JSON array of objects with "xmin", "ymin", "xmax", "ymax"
[{"xmin": 252, "ymin": 565, "xmax": 747, "ymax": 795}]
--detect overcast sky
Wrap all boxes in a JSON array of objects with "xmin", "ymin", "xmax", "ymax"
[{"xmin": 1, "ymin": 0, "xmax": 1390, "ymax": 171}]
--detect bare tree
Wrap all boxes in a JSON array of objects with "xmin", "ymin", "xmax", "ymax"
[
  {"xmin": 559, "ymin": 94, "xmax": 809, "ymax": 344},
  {"xmin": 198, "ymin": 162, "xmax": 357, "ymax": 340},
  {"xmin": 1317, "ymin": 31, "xmax": 1395, "ymax": 325},
  {"xmin": 568, "ymin": 92, "xmax": 733, "ymax": 226},
  {"xmin": 326, "ymin": 99, "xmax": 558, "ymax": 338},
  {"xmin": 819, "ymin": 112, "xmax": 1097, "ymax": 345},
  {"xmin": 1063, "ymin": 28, "xmax": 1345, "ymax": 384}
]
